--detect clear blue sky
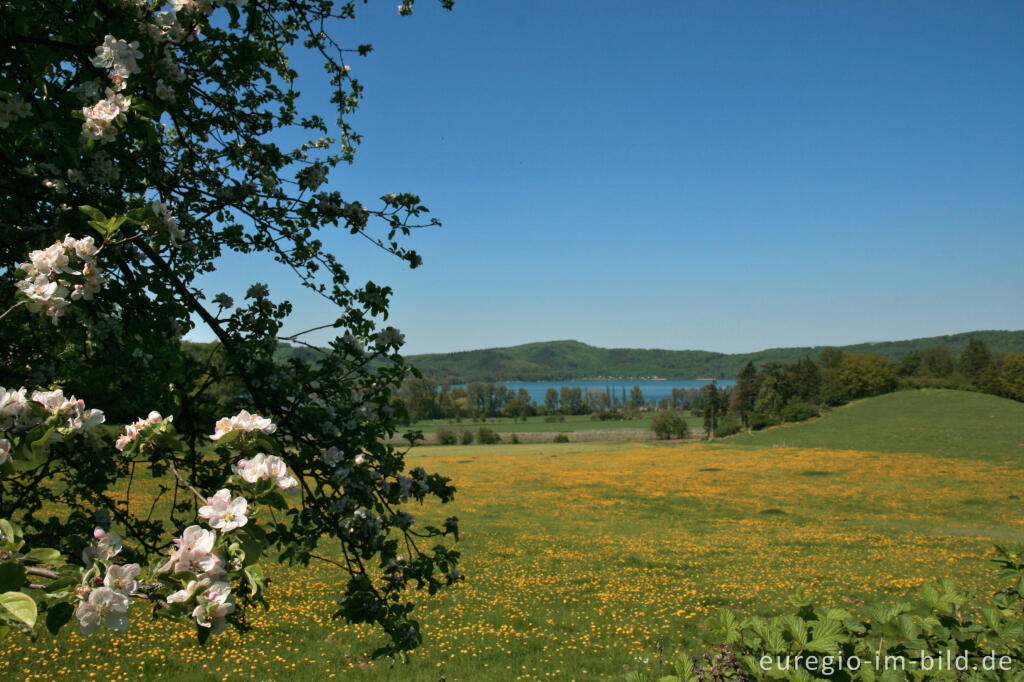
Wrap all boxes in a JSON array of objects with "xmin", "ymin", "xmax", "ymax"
[{"xmin": 193, "ymin": 0, "xmax": 1024, "ymax": 355}]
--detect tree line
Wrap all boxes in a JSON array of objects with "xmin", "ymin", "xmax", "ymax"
[{"xmin": 397, "ymin": 338, "xmax": 1024, "ymax": 436}]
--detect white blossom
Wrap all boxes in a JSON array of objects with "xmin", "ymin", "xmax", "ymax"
[
  {"xmin": 198, "ymin": 489, "xmax": 249, "ymax": 532},
  {"xmin": 104, "ymin": 564, "xmax": 141, "ymax": 595},
  {"xmin": 75, "ymin": 586, "xmax": 131, "ymax": 635},
  {"xmin": 82, "ymin": 91, "xmax": 131, "ymax": 142},
  {"xmin": 233, "ymin": 453, "xmax": 298, "ymax": 490},
  {"xmin": 0, "ymin": 91, "xmax": 31, "ymax": 129},
  {"xmin": 91, "ymin": 35, "xmax": 142, "ymax": 81},
  {"xmin": 0, "ymin": 387, "xmax": 36, "ymax": 431},
  {"xmin": 115, "ymin": 411, "xmax": 170, "ymax": 451},
  {"xmin": 210, "ymin": 409, "xmax": 276, "ymax": 440}
]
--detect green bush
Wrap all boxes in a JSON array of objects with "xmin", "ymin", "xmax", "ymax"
[
  {"xmin": 625, "ymin": 544, "xmax": 1024, "ymax": 681},
  {"xmin": 651, "ymin": 411, "xmax": 689, "ymax": 440},
  {"xmin": 590, "ymin": 411, "xmax": 625, "ymax": 421},
  {"xmin": 553, "ymin": 433, "xmax": 570, "ymax": 443},
  {"xmin": 748, "ymin": 411, "xmax": 778, "ymax": 431},
  {"xmin": 898, "ymin": 375, "xmax": 972, "ymax": 391},
  {"xmin": 476, "ymin": 427, "xmax": 501, "ymax": 444},
  {"xmin": 780, "ymin": 401, "xmax": 818, "ymax": 423},
  {"xmin": 459, "ymin": 429, "xmax": 474, "ymax": 445},
  {"xmin": 545, "ymin": 414, "xmax": 566, "ymax": 423},
  {"xmin": 436, "ymin": 427, "xmax": 457, "ymax": 445},
  {"xmin": 714, "ymin": 415, "xmax": 742, "ymax": 437}
]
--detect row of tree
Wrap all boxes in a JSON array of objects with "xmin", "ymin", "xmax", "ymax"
[{"xmin": 398, "ymin": 339, "xmax": 1024, "ymax": 431}]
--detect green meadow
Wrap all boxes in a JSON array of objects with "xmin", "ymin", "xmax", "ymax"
[{"xmin": 3, "ymin": 389, "xmax": 1024, "ymax": 681}]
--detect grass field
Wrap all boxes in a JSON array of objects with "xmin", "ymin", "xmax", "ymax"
[
  {"xmin": 3, "ymin": 390, "xmax": 1023, "ymax": 681},
  {"xmin": 406, "ymin": 414, "xmax": 658, "ymax": 434},
  {"xmin": 720, "ymin": 389, "xmax": 1024, "ymax": 464}
]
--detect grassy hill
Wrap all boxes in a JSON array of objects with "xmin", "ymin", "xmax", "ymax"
[
  {"xmin": 718, "ymin": 389, "xmax": 1024, "ymax": 464},
  {"xmin": 403, "ymin": 330, "xmax": 1024, "ymax": 383}
]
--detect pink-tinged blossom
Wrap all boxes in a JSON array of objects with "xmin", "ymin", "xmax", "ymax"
[
  {"xmin": 90, "ymin": 36, "xmax": 142, "ymax": 81},
  {"xmin": 75, "ymin": 586, "xmax": 131, "ymax": 635},
  {"xmin": 82, "ymin": 528, "xmax": 123, "ymax": 568},
  {"xmin": 29, "ymin": 389, "xmax": 105, "ymax": 434},
  {"xmin": 81, "ymin": 91, "xmax": 131, "ymax": 142},
  {"xmin": 159, "ymin": 525, "xmax": 216, "ymax": 574},
  {"xmin": 192, "ymin": 581, "xmax": 234, "ymax": 633},
  {"xmin": 210, "ymin": 409, "xmax": 276, "ymax": 441},
  {"xmin": 0, "ymin": 387, "xmax": 36, "ymax": 431},
  {"xmin": 166, "ymin": 579, "xmax": 198, "ymax": 604},
  {"xmin": 233, "ymin": 453, "xmax": 298, "ymax": 490},
  {"xmin": 0, "ymin": 91, "xmax": 31, "ymax": 129},
  {"xmin": 115, "ymin": 411, "xmax": 170, "ymax": 451},
  {"xmin": 17, "ymin": 236, "xmax": 103, "ymax": 322},
  {"xmin": 198, "ymin": 489, "xmax": 248, "ymax": 532},
  {"xmin": 103, "ymin": 563, "xmax": 141, "ymax": 595}
]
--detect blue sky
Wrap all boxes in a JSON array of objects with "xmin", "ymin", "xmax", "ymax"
[{"xmin": 194, "ymin": 0, "xmax": 1024, "ymax": 355}]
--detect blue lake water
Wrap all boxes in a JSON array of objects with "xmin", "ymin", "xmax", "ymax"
[{"xmin": 480, "ymin": 379, "xmax": 735, "ymax": 406}]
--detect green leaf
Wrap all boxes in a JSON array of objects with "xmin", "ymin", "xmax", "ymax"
[
  {"xmin": 23, "ymin": 548, "xmax": 62, "ymax": 565},
  {"xmin": 78, "ymin": 205, "xmax": 107, "ymax": 223},
  {"xmin": 0, "ymin": 591, "xmax": 37, "ymax": 628},
  {"xmin": 44, "ymin": 601, "xmax": 73, "ymax": 635},
  {"xmin": 0, "ymin": 562, "xmax": 26, "ymax": 592},
  {"xmin": 0, "ymin": 520, "xmax": 23, "ymax": 548},
  {"xmin": 673, "ymin": 653, "xmax": 695, "ymax": 680},
  {"xmin": 243, "ymin": 565, "xmax": 263, "ymax": 597}
]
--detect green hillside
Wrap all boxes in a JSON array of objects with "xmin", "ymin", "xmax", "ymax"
[
  {"xmin": 403, "ymin": 330, "xmax": 1024, "ymax": 383},
  {"xmin": 718, "ymin": 389, "xmax": 1024, "ymax": 464}
]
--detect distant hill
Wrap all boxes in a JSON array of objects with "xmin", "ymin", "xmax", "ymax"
[
  {"xmin": 402, "ymin": 330, "xmax": 1024, "ymax": 383},
  {"xmin": 719, "ymin": 389, "xmax": 1024, "ymax": 464}
]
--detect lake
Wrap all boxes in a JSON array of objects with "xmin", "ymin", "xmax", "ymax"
[{"xmin": 478, "ymin": 379, "xmax": 735, "ymax": 406}]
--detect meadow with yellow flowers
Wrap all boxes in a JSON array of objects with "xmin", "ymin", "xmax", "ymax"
[{"xmin": 3, "ymin": 390, "xmax": 1024, "ymax": 681}]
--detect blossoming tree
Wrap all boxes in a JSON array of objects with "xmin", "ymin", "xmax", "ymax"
[{"xmin": 0, "ymin": 0, "xmax": 460, "ymax": 655}]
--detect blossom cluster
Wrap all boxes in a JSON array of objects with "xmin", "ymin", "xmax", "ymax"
[
  {"xmin": 149, "ymin": 200, "xmax": 185, "ymax": 246},
  {"xmin": 0, "ymin": 385, "xmax": 104, "ymax": 435},
  {"xmin": 16, "ymin": 235, "xmax": 102, "ymax": 322},
  {"xmin": 31, "ymin": 389, "xmax": 106, "ymax": 434},
  {"xmin": 91, "ymin": 35, "xmax": 142, "ymax": 87},
  {"xmin": 82, "ymin": 91, "xmax": 132, "ymax": 142},
  {"xmin": 0, "ymin": 90, "xmax": 31, "ymax": 129},
  {"xmin": 76, "ymin": 530, "xmax": 140, "ymax": 635},
  {"xmin": 210, "ymin": 409, "xmax": 277, "ymax": 441},
  {"xmin": 160, "ymin": 525, "xmax": 235, "ymax": 633},
  {"xmin": 115, "ymin": 411, "xmax": 169, "ymax": 451},
  {"xmin": 233, "ymin": 453, "xmax": 298, "ymax": 490}
]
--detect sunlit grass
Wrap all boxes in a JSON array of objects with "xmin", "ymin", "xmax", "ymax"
[{"xmin": 4, "ymin": 437, "xmax": 1023, "ymax": 680}]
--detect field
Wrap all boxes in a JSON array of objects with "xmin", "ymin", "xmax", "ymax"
[
  {"xmin": 405, "ymin": 414, "xmax": 657, "ymax": 434},
  {"xmin": 3, "ymin": 390, "xmax": 1024, "ymax": 681}
]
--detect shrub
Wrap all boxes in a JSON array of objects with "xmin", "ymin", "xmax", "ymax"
[
  {"xmin": 476, "ymin": 427, "xmax": 501, "ymax": 444},
  {"xmin": 651, "ymin": 411, "xmax": 689, "ymax": 440},
  {"xmin": 436, "ymin": 427, "xmax": 458, "ymax": 445},
  {"xmin": 748, "ymin": 411, "xmax": 778, "ymax": 431},
  {"xmin": 631, "ymin": 545, "xmax": 1024, "ymax": 681},
  {"xmin": 714, "ymin": 415, "xmax": 742, "ymax": 437},
  {"xmin": 554, "ymin": 433, "xmax": 570, "ymax": 443},
  {"xmin": 780, "ymin": 400, "xmax": 818, "ymax": 423},
  {"xmin": 459, "ymin": 429, "xmax": 475, "ymax": 445},
  {"xmin": 590, "ymin": 411, "xmax": 625, "ymax": 421},
  {"xmin": 545, "ymin": 414, "xmax": 566, "ymax": 423},
  {"xmin": 511, "ymin": 433, "xmax": 520, "ymax": 444}
]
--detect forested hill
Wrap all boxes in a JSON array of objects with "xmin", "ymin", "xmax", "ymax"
[{"xmin": 400, "ymin": 330, "xmax": 1024, "ymax": 383}]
